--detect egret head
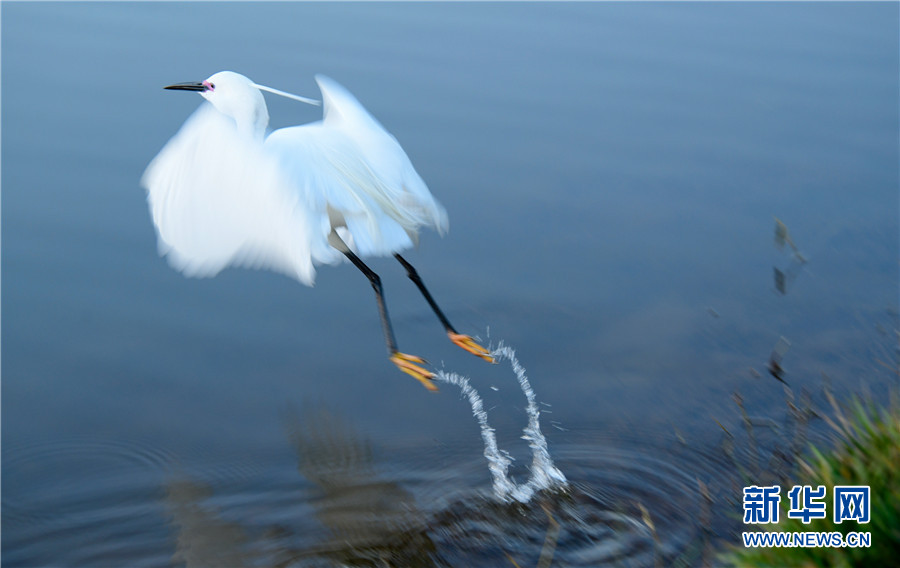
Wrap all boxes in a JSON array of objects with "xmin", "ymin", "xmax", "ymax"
[{"xmin": 166, "ymin": 71, "xmax": 269, "ymax": 138}]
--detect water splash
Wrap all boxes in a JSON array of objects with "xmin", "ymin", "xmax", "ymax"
[{"xmin": 435, "ymin": 341, "xmax": 568, "ymax": 502}]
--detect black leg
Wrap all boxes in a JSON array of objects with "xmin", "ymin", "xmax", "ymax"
[
  {"xmin": 344, "ymin": 250, "xmax": 398, "ymax": 355},
  {"xmin": 394, "ymin": 253, "xmax": 494, "ymax": 363},
  {"xmin": 344, "ymin": 250, "xmax": 438, "ymax": 389},
  {"xmin": 394, "ymin": 253, "xmax": 457, "ymax": 333}
]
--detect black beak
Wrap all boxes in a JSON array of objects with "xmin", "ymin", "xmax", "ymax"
[{"xmin": 164, "ymin": 82, "xmax": 207, "ymax": 92}]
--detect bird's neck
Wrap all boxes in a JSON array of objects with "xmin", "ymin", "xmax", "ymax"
[
  {"xmin": 233, "ymin": 104, "xmax": 269, "ymax": 140},
  {"xmin": 212, "ymin": 95, "xmax": 269, "ymax": 140}
]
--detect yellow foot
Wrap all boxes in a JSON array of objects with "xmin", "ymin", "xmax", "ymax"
[
  {"xmin": 390, "ymin": 352, "xmax": 438, "ymax": 391},
  {"xmin": 448, "ymin": 332, "xmax": 495, "ymax": 363}
]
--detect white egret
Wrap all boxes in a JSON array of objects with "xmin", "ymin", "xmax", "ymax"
[{"xmin": 141, "ymin": 71, "xmax": 492, "ymax": 390}]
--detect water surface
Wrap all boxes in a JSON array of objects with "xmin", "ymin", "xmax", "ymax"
[{"xmin": 3, "ymin": 2, "xmax": 898, "ymax": 565}]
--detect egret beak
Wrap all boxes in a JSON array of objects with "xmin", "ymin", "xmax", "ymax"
[{"xmin": 164, "ymin": 82, "xmax": 207, "ymax": 92}]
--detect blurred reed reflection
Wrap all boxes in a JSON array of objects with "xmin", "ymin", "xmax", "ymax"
[
  {"xmin": 165, "ymin": 406, "xmax": 437, "ymax": 567},
  {"xmin": 285, "ymin": 406, "xmax": 436, "ymax": 565}
]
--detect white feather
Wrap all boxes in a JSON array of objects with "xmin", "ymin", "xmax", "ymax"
[
  {"xmin": 142, "ymin": 72, "xmax": 447, "ymax": 285},
  {"xmin": 142, "ymin": 103, "xmax": 319, "ymax": 284}
]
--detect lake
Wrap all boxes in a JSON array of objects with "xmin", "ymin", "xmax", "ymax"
[{"xmin": 2, "ymin": 2, "xmax": 897, "ymax": 566}]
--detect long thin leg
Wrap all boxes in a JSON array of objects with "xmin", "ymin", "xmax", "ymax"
[
  {"xmin": 344, "ymin": 251, "xmax": 437, "ymax": 390},
  {"xmin": 394, "ymin": 254, "xmax": 456, "ymax": 332},
  {"xmin": 394, "ymin": 254, "xmax": 494, "ymax": 363},
  {"xmin": 344, "ymin": 251, "xmax": 396, "ymax": 354}
]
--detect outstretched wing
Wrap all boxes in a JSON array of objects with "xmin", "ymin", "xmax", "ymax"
[
  {"xmin": 141, "ymin": 103, "xmax": 325, "ymax": 285},
  {"xmin": 297, "ymin": 75, "xmax": 448, "ymax": 257},
  {"xmin": 317, "ymin": 75, "xmax": 447, "ymax": 232}
]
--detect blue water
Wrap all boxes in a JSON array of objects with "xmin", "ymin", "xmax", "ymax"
[{"xmin": 3, "ymin": 2, "xmax": 897, "ymax": 565}]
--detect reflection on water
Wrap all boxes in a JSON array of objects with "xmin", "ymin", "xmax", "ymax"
[
  {"xmin": 167, "ymin": 407, "xmax": 435, "ymax": 567},
  {"xmin": 167, "ymin": 480, "xmax": 255, "ymax": 567},
  {"xmin": 772, "ymin": 217, "xmax": 808, "ymax": 296},
  {"xmin": 161, "ymin": 408, "xmax": 727, "ymax": 567},
  {"xmin": 767, "ymin": 336, "xmax": 792, "ymax": 385},
  {"xmin": 286, "ymin": 407, "xmax": 435, "ymax": 565}
]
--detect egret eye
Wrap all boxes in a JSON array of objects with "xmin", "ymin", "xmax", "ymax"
[{"xmin": 208, "ymin": 83, "xmax": 215, "ymax": 90}]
